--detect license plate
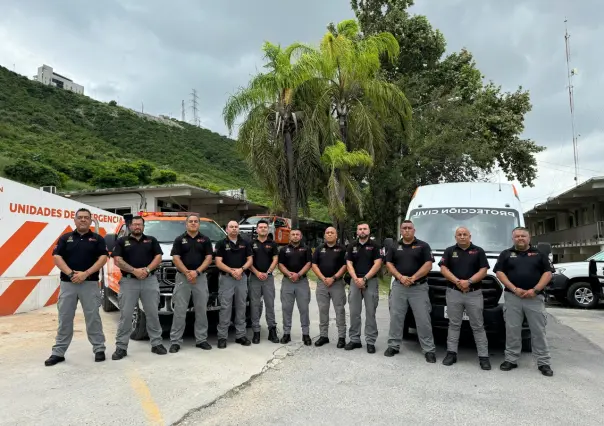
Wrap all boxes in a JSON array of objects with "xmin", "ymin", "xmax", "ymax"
[{"xmin": 444, "ymin": 306, "xmax": 470, "ymax": 321}]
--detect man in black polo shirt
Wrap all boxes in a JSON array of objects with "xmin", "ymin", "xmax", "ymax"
[
  {"xmin": 45, "ymin": 208, "xmax": 108, "ymax": 366},
  {"xmin": 249, "ymin": 219, "xmax": 280, "ymax": 344},
  {"xmin": 439, "ymin": 227, "xmax": 491, "ymax": 370},
  {"xmin": 111, "ymin": 216, "xmax": 166, "ymax": 360},
  {"xmin": 169, "ymin": 214, "xmax": 214, "ymax": 353},
  {"xmin": 312, "ymin": 226, "xmax": 348, "ymax": 348},
  {"xmin": 345, "ymin": 223, "xmax": 382, "ymax": 353},
  {"xmin": 278, "ymin": 229, "xmax": 313, "ymax": 345},
  {"xmin": 385, "ymin": 220, "xmax": 436, "ymax": 362},
  {"xmin": 215, "ymin": 220, "xmax": 253, "ymax": 349},
  {"xmin": 494, "ymin": 226, "xmax": 554, "ymax": 377}
]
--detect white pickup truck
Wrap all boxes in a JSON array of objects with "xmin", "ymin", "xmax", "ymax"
[{"xmin": 547, "ymin": 251, "xmax": 604, "ymax": 309}]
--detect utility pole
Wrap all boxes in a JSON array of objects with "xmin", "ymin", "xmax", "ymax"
[
  {"xmin": 141, "ymin": 101, "xmax": 144, "ymax": 114},
  {"xmin": 191, "ymin": 89, "xmax": 199, "ymax": 126},
  {"xmin": 181, "ymin": 100, "xmax": 185, "ymax": 122},
  {"xmin": 564, "ymin": 19, "xmax": 579, "ymax": 185}
]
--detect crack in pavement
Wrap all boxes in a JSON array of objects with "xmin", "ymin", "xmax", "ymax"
[{"xmin": 171, "ymin": 338, "xmax": 309, "ymax": 425}]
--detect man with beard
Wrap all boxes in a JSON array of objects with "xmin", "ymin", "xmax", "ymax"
[
  {"xmin": 345, "ymin": 223, "xmax": 382, "ymax": 353},
  {"xmin": 312, "ymin": 227, "xmax": 348, "ymax": 348},
  {"xmin": 439, "ymin": 226, "xmax": 491, "ymax": 370},
  {"xmin": 169, "ymin": 214, "xmax": 214, "ymax": 353},
  {"xmin": 385, "ymin": 220, "xmax": 436, "ymax": 363},
  {"xmin": 215, "ymin": 220, "xmax": 253, "ymax": 348},
  {"xmin": 249, "ymin": 219, "xmax": 280, "ymax": 344},
  {"xmin": 278, "ymin": 229, "xmax": 313, "ymax": 345},
  {"xmin": 45, "ymin": 208, "xmax": 109, "ymax": 366},
  {"xmin": 494, "ymin": 227, "xmax": 554, "ymax": 377},
  {"xmin": 111, "ymin": 216, "xmax": 166, "ymax": 360}
]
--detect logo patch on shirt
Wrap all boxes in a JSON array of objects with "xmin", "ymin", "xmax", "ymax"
[
  {"xmin": 239, "ymin": 245, "xmax": 246, "ymax": 249},
  {"xmin": 452, "ymin": 251, "xmax": 458, "ymax": 258},
  {"xmin": 469, "ymin": 250, "xmax": 478, "ymax": 255},
  {"xmin": 182, "ymin": 238, "xmax": 188, "ymax": 244},
  {"xmin": 265, "ymin": 245, "xmax": 272, "ymax": 249},
  {"xmin": 88, "ymin": 238, "xmax": 97, "ymax": 242},
  {"xmin": 124, "ymin": 240, "xmax": 131, "ymax": 247},
  {"xmin": 67, "ymin": 236, "xmax": 73, "ymax": 243},
  {"xmin": 412, "ymin": 245, "xmax": 420, "ymax": 249},
  {"xmin": 510, "ymin": 252, "xmax": 517, "ymax": 257},
  {"xmin": 366, "ymin": 246, "xmax": 374, "ymax": 251},
  {"xmin": 253, "ymin": 243, "xmax": 258, "ymax": 249},
  {"xmin": 353, "ymin": 247, "xmax": 358, "ymax": 253},
  {"xmin": 528, "ymin": 252, "xmax": 538, "ymax": 256},
  {"xmin": 321, "ymin": 248, "xmax": 326, "ymax": 253},
  {"xmin": 143, "ymin": 239, "xmax": 151, "ymax": 243}
]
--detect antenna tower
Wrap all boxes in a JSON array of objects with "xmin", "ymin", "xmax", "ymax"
[
  {"xmin": 191, "ymin": 89, "xmax": 199, "ymax": 126},
  {"xmin": 181, "ymin": 100, "xmax": 185, "ymax": 122},
  {"xmin": 564, "ymin": 19, "xmax": 579, "ymax": 185}
]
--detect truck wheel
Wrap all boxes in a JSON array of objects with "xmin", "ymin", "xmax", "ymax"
[
  {"xmin": 130, "ymin": 304, "xmax": 149, "ymax": 340},
  {"xmin": 100, "ymin": 283, "xmax": 118, "ymax": 312},
  {"xmin": 522, "ymin": 337, "xmax": 532, "ymax": 353},
  {"xmin": 567, "ymin": 281, "xmax": 599, "ymax": 309}
]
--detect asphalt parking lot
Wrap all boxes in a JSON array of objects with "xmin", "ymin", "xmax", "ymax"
[{"xmin": 1, "ymin": 279, "xmax": 604, "ymax": 426}]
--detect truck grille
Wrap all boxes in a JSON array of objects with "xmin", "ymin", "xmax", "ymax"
[
  {"xmin": 426, "ymin": 272, "xmax": 502, "ymax": 309},
  {"xmin": 157, "ymin": 262, "xmax": 177, "ymax": 291}
]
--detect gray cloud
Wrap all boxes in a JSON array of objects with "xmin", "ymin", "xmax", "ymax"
[{"xmin": 1, "ymin": 0, "xmax": 602, "ymax": 208}]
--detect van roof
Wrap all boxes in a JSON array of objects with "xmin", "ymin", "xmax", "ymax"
[{"xmin": 411, "ymin": 182, "xmax": 520, "ymax": 209}]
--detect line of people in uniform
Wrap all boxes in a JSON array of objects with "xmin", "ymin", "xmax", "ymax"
[{"xmin": 44, "ymin": 210, "xmax": 554, "ymax": 377}]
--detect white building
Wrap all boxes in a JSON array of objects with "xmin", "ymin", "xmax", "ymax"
[{"xmin": 33, "ymin": 64, "xmax": 84, "ymax": 94}]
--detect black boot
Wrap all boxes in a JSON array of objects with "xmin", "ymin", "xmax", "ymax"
[
  {"xmin": 314, "ymin": 336, "xmax": 330, "ymax": 347},
  {"xmin": 252, "ymin": 332, "xmax": 261, "ymax": 344},
  {"xmin": 479, "ymin": 357, "xmax": 491, "ymax": 370},
  {"xmin": 442, "ymin": 352, "xmax": 457, "ymax": 366},
  {"xmin": 268, "ymin": 327, "xmax": 280, "ymax": 343},
  {"xmin": 280, "ymin": 334, "xmax": 291, "ymax": 344},
  {"xmin": 302, "ymin": 335, "xmax": 312, "ymax": 346},
  {"xmin": 337, "ymin": 338, "xmax": 346, "ymax": 349}
]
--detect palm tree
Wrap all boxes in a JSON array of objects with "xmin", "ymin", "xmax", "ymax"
[
  {"xmin": 321, "ymin": 140, "xmax": 373, "ymax": 222},
  {"xmin": 223, "ymin": 42, "xmax": 319, "ymax": 228},
  {"xmin": 299, "ymin": 19, "xmax": 413, "ymax": 234}
]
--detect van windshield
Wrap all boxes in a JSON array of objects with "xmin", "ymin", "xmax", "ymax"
[
  {"xmin": 240, "ymin": 216, "xmax": 269, "ymax": 225},
  {"xmin": 408, "ymin": 208, "xmax": 521, "ymax": 253},
  {"xmin": 143, "ymin": 220, "xmax": 226, "ymax": 244}
]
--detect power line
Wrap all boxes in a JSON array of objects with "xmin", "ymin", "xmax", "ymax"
[{"xmin": 564, "ymin": 19, "xmax": 580, "ymax": 185}]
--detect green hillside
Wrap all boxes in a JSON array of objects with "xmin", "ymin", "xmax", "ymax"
[{"xmin": 0, "ymin": 65, "xmax": 273, "ymax": 205}]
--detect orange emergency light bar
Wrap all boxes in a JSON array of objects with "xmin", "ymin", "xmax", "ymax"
[{"xmin": 138, "ymin": 211, "xmax": 200, "ymax": 217}]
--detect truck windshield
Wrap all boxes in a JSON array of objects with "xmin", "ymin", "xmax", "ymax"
[
  {"xmin": 240, "ymin": 217, "xmax": 269, "ymax": 225},
  {"xmin": 408, "ymin": 208, "xmax": 521, "ymax": 253},
  {"xmin": 143, "ymin": 220, "xmax": 226, "ymax": 244}
]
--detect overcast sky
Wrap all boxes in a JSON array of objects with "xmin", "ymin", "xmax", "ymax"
[{"xmin": 1, "ymin": 0, "xmax": 602, "ymax": 211}]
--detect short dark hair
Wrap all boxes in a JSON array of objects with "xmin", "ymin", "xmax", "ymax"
[
  {"xmin": 131, "ymin": 215, "xmax": 145, "ymax": 224},
  {"xmin": 357, "ymin": 223, "xmax": 369, "ymax": 228},
  {"xmin": 512, "ymin": 226, "xmax": 529, "ymax": 233},
  {"xmin": 186, "ymin": 214, "xmax": 200, "ymax": 221},
  {"xmin": 75, "ymin": 208, "xmax": 91, "ymax": 218},
  {"xmin": 402, "ymin": 220, "xmax": 413, "ymax": 225},
  {"xmin": 291, "ymin": 228, "xmax": 302, "ymax": 233},
  {"xmin": 256, "ymin": 219, "xmax": 269, "ymax": 226}
]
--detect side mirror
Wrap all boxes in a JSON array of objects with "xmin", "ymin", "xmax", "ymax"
[
  {"xmin": 588, "ymin": 259, "xmax": 603, "ymax": 296},
  {"xmin": 105, "ymin": 233, "xmax": 118, "ymax": 252}
]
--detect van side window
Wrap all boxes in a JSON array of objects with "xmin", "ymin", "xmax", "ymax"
[{"xmin": 117, "ymin": 225, "xmax": 128, "ymax": 238}]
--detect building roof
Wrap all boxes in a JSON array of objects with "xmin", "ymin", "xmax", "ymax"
[
  {"xmin": 59, "ymin": 184, "xmax": 268, "ymax": 211},
  {"xmin": 524, "ymin": 176, "xmax": 604, "ymax": 219},
  {"xmin": 52, "ymin": 71, "xmax": 73, "ymax": 82}
]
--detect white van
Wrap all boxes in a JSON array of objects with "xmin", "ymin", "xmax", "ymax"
[{"xmin": 396, "ymin": 182, "xmax": 533, "ymax": 351}]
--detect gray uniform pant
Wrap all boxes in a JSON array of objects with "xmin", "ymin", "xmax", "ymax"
[
  {"xmin": 281, "ymin": 277, "xmax": 311, "ymax": 335},
  {"xmin": 445, "ymin": 288, "xmax": 489, "ymax": 357},
  {"xmin": 249, "ymin": 274, "xmax": 277, "ymax": 332},
  {"xmin": 217, "ymin": 274, "xmax": 248, "ymax": 339},
  {"xmin": 387, "ymin": 281, "xmax": 435, "ymax": 353},
  {"xmin": 348, "ymin": 278, "xmax": 379, "ymax": 345},
  {"xmin": 115, "ymin": 276, "xmax": 163, "ymax": 350},
  {"xmin": 316, "ymin": 279, "xmax": 347, "ymax": 338},
  {"xmin": 170, "ymin": 272, "xmax": 209, "ymax": 345},
  {"xmin": 51, "ymin": 280, "xmax": 106, "ymax": 357},
  {"xmin": 504, "ymin": 292, "xmax": 551, "ymax": 366}
]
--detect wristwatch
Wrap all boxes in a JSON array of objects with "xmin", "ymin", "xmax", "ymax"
[
  {"xmin": 145, "ymin": 267, "xmax": 151, "ymax": 275},
  {"xmin": 468, "ymin": 278, "xmax": 474, "ymax": 285},
  {"xmin": 68, "ymin": 271, "xmax": 75, "ymax": 279},
  {"xmin": 363, "ymin": 276, "xmax": 368, "ymax": 283}
]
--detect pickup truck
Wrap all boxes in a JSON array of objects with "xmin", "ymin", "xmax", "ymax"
[
  {"xmin": 547, "ymin": 251, "xmax": 604, "ymax": 309},
  {"xmin": 101, "ymin": 211, "xmax": 250, "ymax": 339}
]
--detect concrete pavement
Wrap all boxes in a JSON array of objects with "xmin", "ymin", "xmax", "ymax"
[
  {"xmin": 181, "ymin": 300, "xmax": 604, "ymax": 426},
  {"xmin": 0, "ymin": 276, "xmax": 319, "ymax": 426}
]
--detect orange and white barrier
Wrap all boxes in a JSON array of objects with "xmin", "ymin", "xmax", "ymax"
[{"xmin": 0, "ymin": 178, "xmax": 121, "ymax": 316}]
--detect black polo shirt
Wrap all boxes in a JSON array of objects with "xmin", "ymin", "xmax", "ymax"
[
  {"xmin": 493, "ymin": 245, "xmax": 554, "ymax": 290},
  {"xmin": 386, "ymin": 238, "xmax": 434, "ymax": 277},
  {"xmin": 312, "ymin": 243, "xmax": 346, "ymax": 277},
  {"xmin": 278, "ymin": 243, "xmax": 312, "ymax": 273},
  {"xmin": 438, "ymin": 243, "xmax": 489, "ymax": 286},
  {"xmin": 112, "ymin": 233, "xmax": 163, "ymax": 273},
  {"xmin": 53, "ymin": 229, "xmax": 108, "ymax": 282},
  {"xmin": 215, "ymin": 237, "xmax": 253, "ymax": 269},
  {"xmin": 170, "ymin": 232, "xmax": 213, "ymax": 270},
  {"xmin": 345, "ymin": 239, "xmax": 381, "ymax": 277},
  {"xmin": 252, "ymin": 238, "xmax": 279, "ymax": 273}
]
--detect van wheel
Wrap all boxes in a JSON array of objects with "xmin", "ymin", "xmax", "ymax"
[
  {"xmin": 567, "ymin": 282, "xmax": 599, "ymax": 309},
  {"xmin": 130, "ymin": 304, "xmax": 149, "ymax": 340},
  {"xmin": 522, "ymin": 337, "xmax": 532, "ymax": 353},
  {"xmin": 100, "ymin": 283, "xmax": 118, "ymax": 312}
]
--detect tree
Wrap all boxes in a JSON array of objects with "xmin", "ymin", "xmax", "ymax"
[
  {"xmin": 298, "ymin": 19, "xmax": 412, "ymax": 236},
  {"xmin": 223, "ymin": 42, "xmax": 319, "ymax": 228},
  {"xmin": 321, "ymin": 141, "xmax": 373, "ymax": 222},
  {"xmin": 351, "ymin": 0, "xmax": 545, "ymax": 239}
]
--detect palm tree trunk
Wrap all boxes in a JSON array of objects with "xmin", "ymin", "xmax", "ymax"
[
  {"xmin": 284, "ymin": 131, "xmax": 298, "ymax": 229},
  {"xmin": 337, "ymin": 118, "xmax": 348, "ymax": 241}
]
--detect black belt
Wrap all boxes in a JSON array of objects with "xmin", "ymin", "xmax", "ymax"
[
  {"xmin": 396, "ymin": 279, "xmax": 427, "ymax": 286},
  {"xmin": 449, "ymin": 284, "xmax": 482, "ymax": 292}
]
